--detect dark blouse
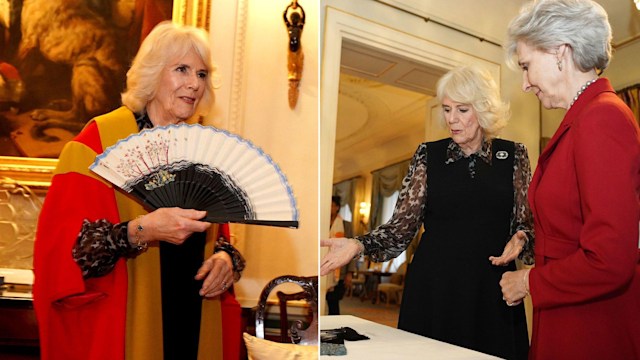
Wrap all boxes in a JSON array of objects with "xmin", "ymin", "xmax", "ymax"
[
  {"xmin": 72, "ymin": 113, "xmax": 246, "ymax": 279},
  {"xmin": 356, "ymin": 138, "xmax": 535, "ymax": 265}
]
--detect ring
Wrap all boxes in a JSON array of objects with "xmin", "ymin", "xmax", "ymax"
[
  {"xmin": 506, "ymin": 301, "xmax": 514, "ymax": 306},
  {"xmin": 221, "ymin": 282, "xmax": 227, "ymax": 290}
]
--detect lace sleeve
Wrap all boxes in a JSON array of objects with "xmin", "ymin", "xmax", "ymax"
[
  {"xmin": 355, "ymin": 143, "xmax": 428, "ymax": 262},
  {"xmin": 511, "ymin": 143, "xmax": 535, "ymax": 265},
  {"xmin": 72, "ymin": 219, "xmax": 144, "ymax": 279}
]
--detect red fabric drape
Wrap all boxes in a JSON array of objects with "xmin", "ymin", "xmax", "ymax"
[{"xmin": 218, "ymin": 223, "xmax": 242, "ymax": 360}]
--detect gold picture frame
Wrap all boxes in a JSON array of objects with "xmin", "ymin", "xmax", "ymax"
[
  {"xmin": 0, "ymin": 156, "xmax": 56, "ymax": 191},
  {"xmin": 173, "ymin": 0, "xmax": 211, "ymax": 31},
  {"xmin": 0, "ymin": 156, "xmax": 54, "ymax": 271}
]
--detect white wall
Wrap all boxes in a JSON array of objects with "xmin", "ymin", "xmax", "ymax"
[
  {"xmin": 608, "ymin": 41, "xmax": 640, "ymax": 90},
  {"xmin": 208, "ymin": 0, "xmax": 319, "ymax": 305}
]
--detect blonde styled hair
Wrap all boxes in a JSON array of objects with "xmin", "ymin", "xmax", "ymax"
[
  {"xmin": 121, "ymin": 21, "xmax": 215, "ymax": 116},
  {"xmin": 506, "ymin": 0, "xmax": 612, "ymax": 73},
  {"xmin": 436, "ymin": 66, "xmax": 509, "ymax": 139}
]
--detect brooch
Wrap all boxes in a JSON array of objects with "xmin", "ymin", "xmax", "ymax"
[{"xmin": 496, "ymin": 151, "xmax": 509, "ymax": 160}]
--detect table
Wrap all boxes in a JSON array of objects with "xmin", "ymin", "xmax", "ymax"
[{"xmin": 320, "ymin": 315, "xmax": 502, "ymax": 359}]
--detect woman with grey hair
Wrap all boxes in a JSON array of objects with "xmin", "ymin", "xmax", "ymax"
[
  {"xmin": 322, "ymin": 65, "xmax": 534, "ymax": 359},
  {"xmin": 500, "ymin": 0, "xmax": 640, "ymax": 358},
  {"xmin": 34, "ymin": 22, "xmax": 245, "ymax": 360}
]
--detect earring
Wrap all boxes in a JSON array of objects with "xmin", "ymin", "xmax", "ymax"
[{"xmin": 557, "ymin": 59, "xmax": 563, "ymax": 71}]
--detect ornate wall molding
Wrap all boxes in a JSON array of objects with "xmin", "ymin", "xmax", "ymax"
[{"xmin": 227, "ymin": 0, "xmax": 249, "ymax": 134}]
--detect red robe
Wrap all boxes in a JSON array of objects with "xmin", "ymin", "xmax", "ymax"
[
  {"xmin": 34, "ymin": 106, "xmax": 241, "ymax": 360},
  {"xmin": 528, "ymin": 78, "xmax": 640, "ymax": 359}
]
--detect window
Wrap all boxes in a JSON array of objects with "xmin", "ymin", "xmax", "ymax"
[{"xmin": 339, "ymin": 204, "xmax": 352, "ymax": 223}]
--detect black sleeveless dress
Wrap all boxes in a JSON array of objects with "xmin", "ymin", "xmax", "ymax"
[{"xmin": 397, "ymin": 138, "xmax": 529, "ymax": 360}]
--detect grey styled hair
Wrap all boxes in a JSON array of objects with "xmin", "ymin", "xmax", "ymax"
[
  {"xmin": 506, "ymin": 0, "xmax": 612, "ymax": 73},
  {"xmin": 436, "ymin": 65, "xmax": 510, "ymax": 139},
  {"xmin": 121, "ymin": 21, "xmax": 215, "ymax": 116}
]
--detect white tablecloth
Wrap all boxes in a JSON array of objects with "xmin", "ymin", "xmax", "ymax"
[{"xmin": 320, "ymin": 315, "xmax": 502, "ymax": 359}]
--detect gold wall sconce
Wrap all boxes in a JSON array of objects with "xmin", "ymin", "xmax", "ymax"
[{"xmin": 283, "ymin": 1, "xmax": 305, "ymax": 109}]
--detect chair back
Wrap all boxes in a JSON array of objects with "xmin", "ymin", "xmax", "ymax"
[
  {"xmin": 276, "ymin": 290, "xmax": 307, "ymax": 343},
  {"xmin": 255, "ymin": 275, "xmax": 318, "ymax": 345},
  {"xmin": 392, "ymin": 261, "xmax": 408, "ymax": 284}
]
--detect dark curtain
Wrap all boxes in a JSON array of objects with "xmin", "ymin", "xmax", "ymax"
[
  {"xmin": 332, "ymin": 177, "xmax": 365, "ymax": 235},
  {"xmin": 369, "ymin": 160, "xmax": 411, "ymax": 230}
]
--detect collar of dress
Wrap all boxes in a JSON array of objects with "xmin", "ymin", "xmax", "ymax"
[
  {"xmin": 135, "ymin": 112, "xmax": 154, "ymax": 131},
  {"xmin": 445, "ymin": 137, "xmax": 492, "ymax": 165}
]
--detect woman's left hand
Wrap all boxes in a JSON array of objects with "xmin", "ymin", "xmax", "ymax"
[
  {"xmin": 489, "ymin": 230, "xmax": 527, "ymax": 266},
  {"xmin": 195, "ymin": 251, "xmax": 234, "ymax": 298}
]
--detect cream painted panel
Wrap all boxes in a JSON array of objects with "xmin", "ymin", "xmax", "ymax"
[
  {"xmin": 209, "ymin": 0, "xmax": 319, "ymax": 307},
  {"xmin": 425, "ymin": 97, "xmax": 450, "ymax": 142},
  {"xmin": 375, "ymin": 0, "xmax": 526, "ymax": 45}
]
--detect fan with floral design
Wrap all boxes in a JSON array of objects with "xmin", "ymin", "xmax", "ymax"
[{"xmin": 89, "ymin": 124, "xmax": 299, "ymax": 228}]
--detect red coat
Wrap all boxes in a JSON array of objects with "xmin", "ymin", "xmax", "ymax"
[{"xmin": 528, "ymin": 78, "xmax": 640, "ymax": 359}]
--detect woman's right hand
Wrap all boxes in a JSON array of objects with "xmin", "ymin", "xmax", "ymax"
[
  {"xmin": 320, "ymin": 238, "xmax": 362, "ymax": 276},
  {"xmin": 129, "ymin": 208, "xmax": 211, "ymax": 245}
]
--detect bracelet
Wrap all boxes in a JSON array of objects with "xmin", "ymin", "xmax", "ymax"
[
  {"xmin": 132, "ymin": 216, "xmax": 148, "ymax": 251},
  {"xmin": 214, "ymin": 246, "xmax": 237, "ymax": 272},
  {"xmin": 352, "ymin": 239, "xmax": 365, "ymax": 260},
  {"xmin": 523, "ymin": 269, "xmax": 531, "ymax": 297}
]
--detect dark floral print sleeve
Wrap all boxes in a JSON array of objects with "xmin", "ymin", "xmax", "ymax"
[
  {"xmin": 355, "ymin": 139, "xmax": 535, "ymax": 265},
  {"xmin": 512, "ymin": 143, "xmax": 535, "ymax": 265},
  {"xmin": 72, "ymin": 220, "xmax": 141, "ymax": 278},
  {"xmin": 355, "ymin": 143, "xmax": 428, "ymax": 263}
]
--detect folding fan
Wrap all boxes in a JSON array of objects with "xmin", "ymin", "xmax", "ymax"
[{"xmin": 89, "ymin": 124, "xmax": 299, "ymax": 228}]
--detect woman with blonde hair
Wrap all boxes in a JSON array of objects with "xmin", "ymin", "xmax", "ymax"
[{"xmin": 322, "ymin": 65, "xmax": 534, "ymax": 359}]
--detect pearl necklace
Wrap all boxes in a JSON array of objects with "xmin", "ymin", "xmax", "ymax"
[{"xmin": 568, "ymin": 78, "xmax": 598, "ymax": 109}]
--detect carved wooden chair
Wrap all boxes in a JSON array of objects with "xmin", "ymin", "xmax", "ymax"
[{"xmin": 255, "ymin": 275, "xmax": 318, "ymax": 345}]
